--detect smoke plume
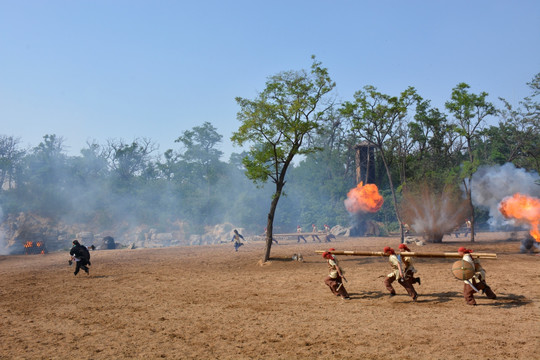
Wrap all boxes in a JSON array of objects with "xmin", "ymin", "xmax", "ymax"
[
  {"xmin": 471, "ymin": 163, "xmax": 540, "ymax": 228},
  {"xmin": 402, "ymin": 185, "xmax": 468, "ymax": 242}
]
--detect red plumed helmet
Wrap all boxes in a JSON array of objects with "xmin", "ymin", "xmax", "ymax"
[
  {"xmin": 383, "ymin": 246, "xmax": 394, "ymax": 254},
  {"xmin": 398, "ymin": 244, "xmax": 410, "ymax": 251}
]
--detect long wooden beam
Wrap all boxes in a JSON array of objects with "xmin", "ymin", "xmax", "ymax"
[
  {"xmin": 315, "ymin": 250, "xmax": 497, "ymax": 259},
  {"xmin": 275, "ymin": 232, "xmax": 326, "ymax": 236}
]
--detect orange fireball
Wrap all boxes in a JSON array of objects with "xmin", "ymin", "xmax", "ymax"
[
  {"xmin": 344, "ymin": 182, "xmax": 384, "ymax": 213},
  {"xmin": 499, "ymin": 193, "xmax": 540, "ymax": 242}
]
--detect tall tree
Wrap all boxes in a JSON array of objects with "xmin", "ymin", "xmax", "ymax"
[
  {"xmin": 104, "ymin": 138, "xmax": 157, "ymax": 181},
  {"xmin": 231, "ymin": 56, "xmax": 335, "ymax": 262},
  {"xmin": 20, "ymin": 134, "xmax": 70, "ymax": 217},
  {"xmin": 0, "ymin": 135, "xmax": 24, "ymax": 191},
  {"xmin": 175, "ymin": 121, "xmax": 224, "ymax": 197},
  {"xmin": 445, "ymin": 83, "xmax": 496, "ymax": 242},
  {"xmin": 341, "ymin": 86, "xmax": 419, "ymax": 243},
  {"xmin": 486, "ymin": 73, "xmax": 540, "ymax": 172},
  {"xmin": 173, "ymin": 122, "xmax": 226, "ymax": 226},
  {"xmin": 408, "ymin": 100, "xmax": 461, "ymax": 184}
]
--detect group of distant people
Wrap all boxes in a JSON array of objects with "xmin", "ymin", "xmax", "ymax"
[
  {"xmin": 322, "ymin": 245, "xmax": 497, "ymax": 306},
  {"xmin": 231, "ymin": 225, "xmax": 335, "ymax": 252},
  {"xmin": 297, "ymin": 224, "xmax": 333, "ymax": 243}
]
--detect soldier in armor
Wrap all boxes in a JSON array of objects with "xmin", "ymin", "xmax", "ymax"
[
  {"xmin": 322, "ymin": 248, "xmax": 350, "ymax": 300},
  {"xmin": 383, "ymin": 246, "xmax": 417, "ymax": 301},
  {"xmin": 458, "ymin": 247, "xmax": 496, "ymax": 305},
  {"xmin": 398, "ymin": 244, "xmax": 421, "ymax": 286}
]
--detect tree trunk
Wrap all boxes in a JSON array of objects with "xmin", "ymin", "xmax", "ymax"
[
  {"xmin": 465, "ymin": 139, "xmax": 475, "ymax": 243},
  {"xmin": 469, "ymin": 192, "xmax": 475, "ymax": 243},
  {"xmin": 263, "ymin": 184, "xmax": 283, "ymax": 262},
  {"xmin": 463, "ymin": 178, "xmax": 475, "ymax": 243},
  {"xmin": 380, "ymin": 149, "xmax": 404, "ymax": 243}
]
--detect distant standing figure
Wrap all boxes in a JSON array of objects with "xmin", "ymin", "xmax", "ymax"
[
  {"xmin": 311, "ymin": 224, "xmax": 321, "ymax": 242},
  {"xmin": 463, "ymin": 219, "xmax": 472, "ymax": 237},
  {"xmin": 323, "ymin": 224, "xmax": 334, "ymax": 242},
  {"xmin": 322, "ymin": 249, "xmax": 350, "ymax": 300},
  {"xmin": 382, "ymin": 246, "xmax": 417, "ymax": 301},
  {"xmin": 297, "ymin": 226, "xmax": 307, "ymax": 243},
  {"xmin": 458, "ymin": 247, "xmax": 496, "ymax": 305},
  {"xmin": 69, "ymin": 240, "xmax": 91, "ymax": 276},
  {"xmin": 231, "ymin": 229, "xmax": 245, "ymax": 252}
]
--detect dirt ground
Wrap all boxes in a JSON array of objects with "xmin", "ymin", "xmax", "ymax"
[{"xmin": 1, "ymin": 231, "xmax": 539, "ymax": 360}]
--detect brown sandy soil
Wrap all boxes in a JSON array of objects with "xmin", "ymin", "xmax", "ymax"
[{"xmin": 1, "ymin": 232, "xmax": 539, "ymax": 359}]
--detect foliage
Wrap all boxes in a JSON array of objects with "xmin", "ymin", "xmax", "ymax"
[
  {"xmin": 231, "ymin": 56, "xmax": 336, "ymax": 261},
  {"xmin": 0, "ymin": 71, "xmax": 538, "ymax": 248}
]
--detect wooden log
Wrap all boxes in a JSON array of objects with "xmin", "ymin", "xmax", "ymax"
[
  {"xmin": 401, "ymin": 251, "xmax": 497, "ymax": 259},
  {"xmin": 315, "ymin": 250, "xmax": 497, "ymax": 259},
  {"xmin": 274, "ymin": 232, "xmax": 326, "ymax": 237},
  {"xmin": 315, "ymin": 250, "xmax": 386, "ymax": 256}
]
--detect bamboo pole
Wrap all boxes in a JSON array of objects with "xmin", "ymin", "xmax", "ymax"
[
  {"xmin": 315, "ymin": 250, "xmax": 497, "ymax": 259},
  {"xmin": 275, "ymin": 232, "xmax": 326, "ymax": 236}
]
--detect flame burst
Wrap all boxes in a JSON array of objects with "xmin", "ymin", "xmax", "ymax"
[
  {"xmin": 344, "ymin": 182, "xmax": 384, "ymax": 213},
  {"xmin": 499, "ymin": 193, "xmax": 540, "ymax": 242}
]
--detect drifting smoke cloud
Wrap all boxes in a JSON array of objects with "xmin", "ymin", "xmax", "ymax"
[
  {"xmin": 402, "ymin": 185, "xmax": 468, "ymax": 242},
  {"xmin": 471, "ymin": 163, "xmax": 540, "ymax": 228}
]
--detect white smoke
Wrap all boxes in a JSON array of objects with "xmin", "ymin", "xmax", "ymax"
[
  {"xmin": 0, "ymin": 206, "xmax": 7, "ymax": 255},
  {"xmin": 471, "ymin": 163, "xmax": 540, "ymax": 228}
]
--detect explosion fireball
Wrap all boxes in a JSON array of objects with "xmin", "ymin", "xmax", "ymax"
[
  {"xmin": 499, "ymin": 193, "xmax": 540, "ymax": 242},
  {"xmin": 344, "ymin": 182, "xmax": 384, "ymax": 214}
]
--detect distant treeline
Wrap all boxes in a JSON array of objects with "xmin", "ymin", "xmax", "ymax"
[{"xmin": 0, "ymin": 73, "xmax": 538, "ymax": 236}]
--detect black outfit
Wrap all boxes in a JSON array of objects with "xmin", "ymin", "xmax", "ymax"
[{"xmin": 70, "ymin": 244, "xmax": 91, "ymax": 275}]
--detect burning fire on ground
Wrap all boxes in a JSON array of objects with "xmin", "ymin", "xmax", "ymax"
[
  {"xmin": 23, "ymin": 241, "xmax": 47, "ymax": 255},
  {"xmin": 499, "ymin": 193, "xmax": 540, "ymax": 242},
  {"xmin": 344, "ymin": 182, "xmax": 384, "ymax": 214}
]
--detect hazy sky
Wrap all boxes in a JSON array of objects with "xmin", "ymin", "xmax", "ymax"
[{"xmin": 1, "ymin": 1, "xmax": 539, "ymax": 159}]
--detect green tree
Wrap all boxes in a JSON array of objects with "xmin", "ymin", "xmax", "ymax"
[
  {"xmin": 104, "ymin": 138, "xmax": 157, "ymax": 181},
  {"xmin": 445, "ymin": 83, "xmax": 496, "ymax": 242},
  {"xmin": 0, "ymin": 135, "xmax": 24, "ymax": 191},
  {"xmin": 408, "ymin": 100, "xmax": 462, "ymax": 186},
  {"xmin": 19, "ymin": 134, "xmax": 70, "ymax": 217},
  {"xmin": 341, "ymin": 86, "xmax": 419, "ymax": 243},
  {"xmin": 486, "ymin": 73, "xmax": 540, "ymax": 172},
  {"xmin": 287, "ymin": 109, "xmax": 356, "ymax": 230},
  {"xmin": 231, "ymin": 56, "xmax": 335, "ymax": 262},
  {"xmin": 175, "ymin": 121, "xmax": 224, "ymax": 197}
]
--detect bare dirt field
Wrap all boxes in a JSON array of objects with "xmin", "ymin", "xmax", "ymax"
[{"xmin": 1, "ymin": 232, "xmax": 539, "ymax": 359}]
